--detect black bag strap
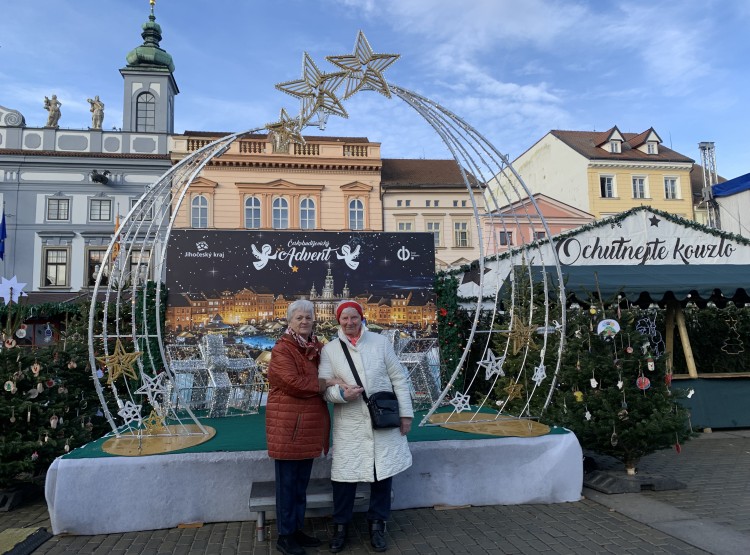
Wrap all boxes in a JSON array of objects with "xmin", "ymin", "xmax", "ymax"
[{"xmin": 339, "ymin": 339, "xmax": 369, "ymax": 404}]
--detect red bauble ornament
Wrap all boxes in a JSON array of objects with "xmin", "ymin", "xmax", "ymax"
[{"xmin": 636, "ymin": 376, "xmax": 651, "ymax": 390}]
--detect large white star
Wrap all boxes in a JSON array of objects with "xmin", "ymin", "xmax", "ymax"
[
  {"xmin": 327, "ymin": 31, "xmax": 400, "ymax": 100},
  {"xmin": 449, "ymin": 392, "xmax": 471, "ymax": 413},
  {"xmin": 0, "ymin": 276, "xmax": 27, "ymax": 305},
  {"xmin": 476, "ymin": 349, "xmax": 506, "ymax": 381},
  {"xmin": 275, "ymin": 52, "xmax": 347, "ymax": 125}
]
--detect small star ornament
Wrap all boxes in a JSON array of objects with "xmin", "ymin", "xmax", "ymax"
[
  {"xmin": 134, "ymin": 372, "xmax": 169, "ymax": 406},
  {"xmin": 476, "ymin": 349, "xmax": 505, "ymax": 380},
  {"xmin": 265, "ymin": 108, "xmax": 305, "ymax": 152},
  {"xmin": 143, "ymin": 409, "xmax": 166, "ymax": 435},
  {"xmin": 449, "ymin": 392, "xmax": 471, "ymax": 413},
  {"xmin": 532, "ymin": 363, "xmax": 547, "ymax": 386},
  {"xmin": 117, "ymin": 400, "xmax": 143, "ymax": 427},
  {"xmin": 505, "ymin": 383, "xmax": 524, "ymax": 402}
]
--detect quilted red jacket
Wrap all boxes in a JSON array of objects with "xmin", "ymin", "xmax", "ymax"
[{"xmin": 265, "ymin": 334, "xmax": 330, "ymax": 459}]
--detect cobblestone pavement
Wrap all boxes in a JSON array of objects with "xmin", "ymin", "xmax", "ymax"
[{"xmin": 4, "ymin": 431, "xmax": 749, "ymax": 554}]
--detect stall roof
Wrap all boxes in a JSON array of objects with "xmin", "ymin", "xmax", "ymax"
[
  {"xmin": 456, "ymin": 206, "xmax": 750, "ymax": 305},
  {"xmin": 713, "ymin": 172, "xmax": 750, "ymax": 198}
]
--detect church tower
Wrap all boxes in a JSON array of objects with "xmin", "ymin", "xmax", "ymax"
[{"xmin": 120, "ymin": 1, "xmax": 178, "ymax": 133}]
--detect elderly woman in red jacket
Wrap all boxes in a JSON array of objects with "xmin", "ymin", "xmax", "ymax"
[{"xmin": 266, "ymin": 299, "xmax": 343, "ymax": 555}]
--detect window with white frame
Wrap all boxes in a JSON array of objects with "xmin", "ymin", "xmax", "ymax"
[
  {"xmin": 130, "ymin": 198, "xmax": 153, "ymax": 221},
  {"xmin": 498, "ymin": 231, "xmax": 513, "ymax": 246},
  {"xmin": 426, "ymin": 221, "xmax": 441, "ymax": 247},
  {"xmin": 245, "ymin": 196, "xmax": 261, "ymax": 228},
  {"xmin": 87, "ymin": 249, "xmax": 108, "ymax": 287},
  {"xmin": 632, "ymin": 176, "xmax": 647, "ymax": 199},
  {"xmin": 136, "ymin": 92, "xmax": 156, "ymax": 132},
  {"xmin": 300, "ymin": 198, "xmax": 316, "ymax": 229},
  {"xmin": 454, "ymin": 221, "xmax": 470, "ymax": 247},
  {"xmin": 272, "ymin": 197, "xmax": 289, "ymax": 229},
  {"xmin": 89, "ymin": 198, "xmax": 112, "ymax": 221},
  {"xmin": 191, "ymin": 195, "xmax": 208, "ymax": 228},
  {"xmin": 534, "ymin": 231, "xmax": 546, "ymax": 241},
  {"xmin": 610, "ymin": 140, "xmax": 621, "ymax": 153},
  {"xmin": 600, "ymin": 176, "xmax": 615, "ymax": 198},
  {"xmin": 434, "ymin": 200, "xmax": 439, "ymax": 207},
  {"xmin": 397, "ymin": 221, "xmax": 413, "ymax": 232},
  {"xmin": 664, "ymin": 177, "xmax": 678, "ymax": 199},
  {"xmin": 44, "ymin": 248, "xmax": 69, "ymax": 286},
  {"xmin": 647, "ymin": 142, "xmax": 657, "ymax": 154},
  {"xmin": 349, "ymin": 199, "xmax": 364, "ymax": 230},
  {"xmin": 47, "ymin": 198, "xmax": 70, "ymax": 221}
]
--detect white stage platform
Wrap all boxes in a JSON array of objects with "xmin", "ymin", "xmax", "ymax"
[{"xmin": 46, "ymin": 432, "xmax": 582, "ymax": 535}]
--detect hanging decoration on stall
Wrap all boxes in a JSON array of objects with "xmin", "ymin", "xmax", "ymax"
[
  {"xmin": 597, "ymin": 319, "xmax": 620, "ymax": 338},
  {"xmin": 721, "ymin": 317, "xmax": 745, "ymax": 355}
]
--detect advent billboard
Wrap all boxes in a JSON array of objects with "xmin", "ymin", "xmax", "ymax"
[{"xmin": 165, "ymin": 230, "xmax": 436, "ymax": 332}]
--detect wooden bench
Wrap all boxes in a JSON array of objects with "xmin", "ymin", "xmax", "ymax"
[{"xmin": 248, "ymin": 478, "xmax": 370, "ymax": 541}]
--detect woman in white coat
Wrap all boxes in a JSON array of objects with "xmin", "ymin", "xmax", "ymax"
[{"xmin": 319, "ymin": 300, "xmax": 414, "ymax": 553}]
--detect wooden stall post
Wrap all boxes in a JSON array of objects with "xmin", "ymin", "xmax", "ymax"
[
  {"xmin": 665, "ymin": 303, "xmax": 676, "ymax": 373},
  {"xmin": 674, "ymin": 304, "xmax": 699, "ymax": 378}
]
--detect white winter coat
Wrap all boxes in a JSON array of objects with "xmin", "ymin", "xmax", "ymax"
[{"xmin": 319, "ymin": 326, "xmax": 413, "ymax": 483}]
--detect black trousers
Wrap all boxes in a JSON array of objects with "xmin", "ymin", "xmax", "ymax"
[
  {"xmin": 331, "ymin": 476, "xmax": 392, "ymax": 524},
  {"xmin": 274, "ymin": 458, "xmax": 314, "ymax": 536}
]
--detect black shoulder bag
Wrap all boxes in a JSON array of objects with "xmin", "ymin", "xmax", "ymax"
[{"xmin": 339, "ymin": 339, "xmax": 401, "ymax": 429}]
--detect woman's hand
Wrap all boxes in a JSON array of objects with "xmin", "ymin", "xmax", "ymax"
[
  {"xmin": 400, "ymin": 417, "xmax": 413, "ymax": 436},
  {"xmin": 341, "ymin": 384, "xmax": 364, "ymax": 401},
  {"xmin": 318, "ymin": 377, "xmax": 349, "ymax": 393}
]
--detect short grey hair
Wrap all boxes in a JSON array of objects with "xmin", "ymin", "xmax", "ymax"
[{"xmin": 287, "ymin": 299, "xmax": 315, "ymax": 321}]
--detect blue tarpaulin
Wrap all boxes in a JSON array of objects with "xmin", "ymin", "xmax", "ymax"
[{"xmin": 713, "ymin": 172, "xmax": 750, "ymax": 198}]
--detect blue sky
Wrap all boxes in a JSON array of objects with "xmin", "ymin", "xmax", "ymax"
[{"xmin": 1, "ymin": 0, "xmax": 748, "ymax": 179}]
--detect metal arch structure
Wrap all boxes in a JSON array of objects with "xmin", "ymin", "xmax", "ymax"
[{"xmin": 87, "ymin": 32, "xmax": 566, "ymax": 438}]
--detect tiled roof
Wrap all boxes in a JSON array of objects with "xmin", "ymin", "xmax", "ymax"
[
  {"xmin": 181, "ymin": 131, "xmax": 371, "ymax": 143},
  {"xmin": 550, "ymin": 129, "xmax": 694, "ymax": 163},
  {"xmin": 0, "ymin": 148, "xmax": 169, "ymax": 160},
  {"xmin": 380, "ymin": 158, "xmax": 465, "ymax": 188}
]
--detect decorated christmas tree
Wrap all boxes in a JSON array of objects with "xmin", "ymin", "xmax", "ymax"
[
  {"xmin": 544, "ymin": 302, "xmax": 693, "ymax": 473},
  {"xmin": 0, "ymin": 300, "xmax": 109, "ymax": 490}
]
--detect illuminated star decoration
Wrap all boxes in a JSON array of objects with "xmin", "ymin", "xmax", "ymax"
[
  {"xmin": 0, "ymin": 276, "xmax": 28, "ymax": 305},
  {"xmin": 96, "ymin": 338, "xmax": 142, "ymax": 385},
  {"xmin": 265, "ymin": 108, "xmax": 305, "ymax": 152},
  {"xmin": 476, "ymin": 349, "xmax": 505, "ymax": 381},
  {"xmin": 532, "ymin": 363, "xmax": 547, "ymax": 386},
  {"xmin": 275, "ymin": 52, "xmax": 347, "ymax": 125},
  {"xmin": 117, "ymin": 400, "xmax": 143, "ymax": 427},
  {"xmin": 504, "ymin": 383, "xmax": 524, "ymax": 402},
  {"xmin": 449, "ymin": 392, "xmax": 471, "ymax": 413},
  {"xmin": 143, "ymin": 409, "xmax": 166, "ymax": 435},
  {"xmin": 326, "ymin": 30, "xmax": 400, "ymax": 100},
  {"xmin": 134, "ymin": 372, "xmax": 169, "ymax": 406}
]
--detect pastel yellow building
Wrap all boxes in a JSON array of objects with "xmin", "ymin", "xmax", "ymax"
[{"xmin": 493, "ymin": 127, "xmax": 695, "ymax": 220}]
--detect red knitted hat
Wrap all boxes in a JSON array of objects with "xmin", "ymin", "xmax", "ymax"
[{"xmin": 336, "ymin": 301, "xmax": 363, "ymax": 322}]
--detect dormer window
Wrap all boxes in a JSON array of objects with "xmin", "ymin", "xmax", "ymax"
[{"xmin": 609, "ymin": 140, "xmax": 621, "ymax": 153}]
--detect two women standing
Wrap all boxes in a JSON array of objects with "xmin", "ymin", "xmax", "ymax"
[{"xmin": 265, "ymin": 299, "xmax": 413, "ymax": 554}]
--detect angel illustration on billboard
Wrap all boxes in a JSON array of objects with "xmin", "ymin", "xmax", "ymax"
[
  {"xmin": 336, "ymin": 243, "xmax": 360, "ymax": 269},
  {"xmin": 251, "ymin": 244, "xmax": 277, "ymax": 270}
]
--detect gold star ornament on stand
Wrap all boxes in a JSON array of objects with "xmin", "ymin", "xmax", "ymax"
[
  {"xmin": 96, "ymin": 338, "xmax": 142, "ymax": 385},
  {"xmin": 504, "ymin": 383, "xmax": 524, "ymax": 402},
  {"xmin": 327, "ymin": 31, "xmax": 400, "ymax": 100},
  {"xmin": 500, "ymin": 312, "xmax": 539, "ymax": 355}
]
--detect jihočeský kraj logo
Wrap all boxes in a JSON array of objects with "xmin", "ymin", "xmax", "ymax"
[
  {"xmin": 183, "ymin": 240, "xmax": 225, "ymax": 259},
  {"xmin": 250, "ymin": 240, "xmax": 361, "ymax": 270}
]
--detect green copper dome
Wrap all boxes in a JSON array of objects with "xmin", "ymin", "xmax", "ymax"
[{"xmin": 125, "ymin": 13, "xmax": 175, "ymax": 72}]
